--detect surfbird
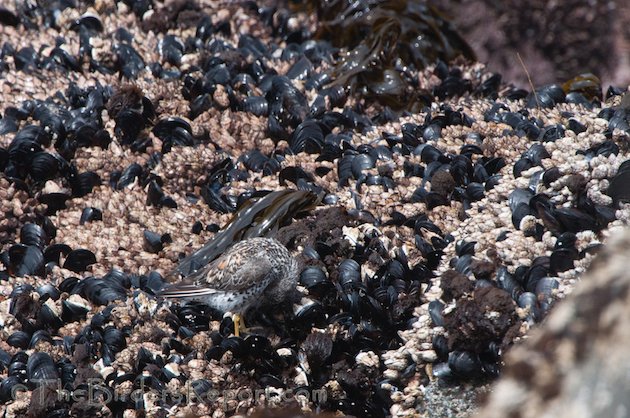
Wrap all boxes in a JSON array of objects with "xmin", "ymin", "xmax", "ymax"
[{"xmin": 159, "ymin": 237, "xmax": 299, "ymax": 335}]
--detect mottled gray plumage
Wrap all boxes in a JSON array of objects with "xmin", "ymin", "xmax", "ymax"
[{"xmin": 159, "ymin": 237, "xmax": 298, "ymax": 314}]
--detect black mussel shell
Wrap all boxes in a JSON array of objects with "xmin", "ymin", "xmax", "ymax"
[
  {"xmin": 143, "ymin": 230, "xmax": 171, "ymax": 253},
  {"xmin": 80, "ymin": 277, "xmax": 126, "ymax": 305},
  {"xmin": 58, "ymin": 276, "xmax": 80, "ymax": 294},
  {"xmin": 428, "ymin": 300, "xmax": 444, "ymax": 326},
  {"xmin": 80, "ymin": 207, "xmax": 103, "ymax": 225},
  {"xmin": 72, "ymin": 13, "xmax": 104, "ymax": 33},
  {"xmin": 114, "ymin": 43, "xmax": 145, "ymax": 79},
  {"xmin": 116, "ymin": 162, "xmax": 144, "ymax": 189},
  {"xmin": 496, "ymin": 267, "xmax": 523, "ymax": 300},
  {"xmin": 455, "ymin": 240, "xmax": 476, "ymax": 257},
  {"xmin": 146, "ymin": 180, "xmax": 178, "ymax": 209},
  {"xmin": 153, "ymin": 117, "xmax": 192, "ymax": 140},
  {"xmin": 286, "ymin": 56, "xmax": 312, "ymax": 81},
  {"xmin": 191, "ymin": 379, "xmax": 213, "ymax": 398},
  {"xmin": 300, "ymin": 266, "xmax": 333, "ymax": 297},
  {"xmin": 508, "ymin": 188, "xmax": 533, "ymax": 213},
  {"xmin": 36, "ymin": 283, "xmax": 60, "ymax": 301},
  {"xmin": 20, "ymin": 223, "xmax": 47, "ymax": 248},
  {"xmin": 538, "ymin": 124, "xmax": 565, "ymax": 142},
  {"xmin": 7, "ymin": 331, "xmax": 30, "ymax": 349},
  {"xmin": 351, "ymin": 154, "xmax": 375, "ymax": 179},
  {"xmin": 29, "ymin": 152, "xmax": 61, "ymax": 181},
  {"xmin": 527, "ymin": 84, "xmax": 565, "ymax": 108},
  {"xmin": 38, "ymin": 192, "xmax": 71, "ymax": 215},
  {"xmin": 568, "ymin": 119, "xmax": 587, "ymax": 134},
  {"xmin": 0, "ymin": 376, "xmax": 22, "ymax": 403},
  {"xmin": 242, "ymin": 96, "xmax": 268, "ymax": 117},
  {"xmin": 542, "ymin": 167, "xmax": 562, "ymax": 187},
  {"xmin": 290, "ymin": 119, "xmax": 323, "ymax": 154},
  {"xmin": 535, "ymin": 277, "xmax": 559, "ymax": 299},
  {"xmin": 30, "ymin": 329, "xmax": 55, "ymax": 347},
  {"xmin": 27, "ymin": 352, "xmax": 59, "ymax": 382},
  {"xmin": 447, "ymin": 351, "xmax": 483, "ymax": 378},
  {"xmin": 424, "ymin": 192, "xmax": 449, "ymax": 210},
  {"xmin": 141, "ymin": 271, "xmax": 165, "ymax": 295},
  {"xmin": 157, "ymin": 35, "xmax": 185, "ymax": 66},
  {"xmin": 517, "ymin": 292, "xmax": 540, "ymax": 321},
  {"xmin": 294, "ymin": 301, "xmax": 327, "ymax": 328},
  {"xmin": 607, "ymin": 165, "xmax": 630, "ymax": 206},
  {"xmin": 61, "ymin": 300, "xmax": 90, "ymax": 322},
  {"xmin": 44, "ymin": 243, "xmax": 72, "ymax": 266},
  {"xmin": 68, "ymin": 170, "xmax": 101, "ymax": 198},
  {"xmin": 549, "ymin": 248, "xmax": 578, "ymax": 273},
  {"xmin": 9, "ymin": 244, "xmax": 45, "ymax": 277},
  {"xmin": 337, "ymin": 259, "xmax": 361, "ymax": 288},
  {"xmin": 63, "ymin": 249, "xmax": 97, "ymax": 273}
]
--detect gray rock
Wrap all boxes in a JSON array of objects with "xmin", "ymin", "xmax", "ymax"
[{"xmin": 476, "ymin": 229, "xmax": 630, "ymax": 418}]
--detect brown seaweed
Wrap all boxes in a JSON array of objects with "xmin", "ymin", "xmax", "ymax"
[
  {"xmin": 302, "ymin": 0, "xmax": 475, "ymax": 110},
  {"xmin": 174, "ymin": 189, "xmax": 321, "ymax": 277},
  {"xmin": 561, "ymin": 73, "xmax": 602, "ymax": 102}
]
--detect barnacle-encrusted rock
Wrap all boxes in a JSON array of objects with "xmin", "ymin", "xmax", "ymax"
[{"xmin": 477, "ymin": 228, "xmax": 630, "ymax": 418}]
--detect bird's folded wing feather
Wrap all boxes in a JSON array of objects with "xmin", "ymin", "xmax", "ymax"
[
  {"xmin": 215, "ymin": 256, "xmax": 274, "ymax": 291},
  {"xmin": 158, "ymin": 283, "xmax": 219, "ymax": 299},
  {"xmin": 159, "ymin": 255, "xmax": 274, "ymax": 298}
]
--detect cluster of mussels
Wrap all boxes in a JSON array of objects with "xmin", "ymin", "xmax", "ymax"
[{"xmin": 1, "ymin": 0, "xmax": 630, "ymax": 417}]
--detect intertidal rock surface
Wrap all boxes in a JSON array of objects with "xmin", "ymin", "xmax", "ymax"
[
  {"xmin": 476, "ymin": 229, "xmax": 630, "ymax": 418},
  {"xmin": 0, "ymin": 1, "xmax": 628, "ymax": 417}
]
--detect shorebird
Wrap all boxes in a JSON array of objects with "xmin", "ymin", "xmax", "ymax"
[{"xmin": 159, "ymin": 237, "xmax": 298, "ymax": 336}]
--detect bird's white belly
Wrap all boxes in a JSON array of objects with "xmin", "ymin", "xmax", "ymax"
[{"xmin": 201, "ymin": 291, "xmax": 251, "ymax": 313}]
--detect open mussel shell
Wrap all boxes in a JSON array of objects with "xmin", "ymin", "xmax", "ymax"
[{"xmin": 71, "ymin": 12, "xmax": 104, "ymax": 33}]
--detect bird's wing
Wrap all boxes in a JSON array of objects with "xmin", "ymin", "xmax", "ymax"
[
  {"xmin": 158, "ymin": 254, "xmax": 226, "ymax": 299},
  {"xmin": 208, "ymin": 254, "xmax": 275, "ymax": 291},
  {"xmin": 158, "ymin": 282, "xmax": 219, "ymax": 299},
  {"xmin": 159, "ymin": 252, "xmax": 274, "ymax": 299}
]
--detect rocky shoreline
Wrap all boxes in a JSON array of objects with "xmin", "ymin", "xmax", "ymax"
[{"xmin": 0, "ymin": 1, "xmax": 628, "ymax": 417}]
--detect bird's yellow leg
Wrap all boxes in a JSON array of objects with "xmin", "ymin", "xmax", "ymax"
[{"xmin": 233, "ymin": 313, "xmax": 245, "ymax": 337}]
